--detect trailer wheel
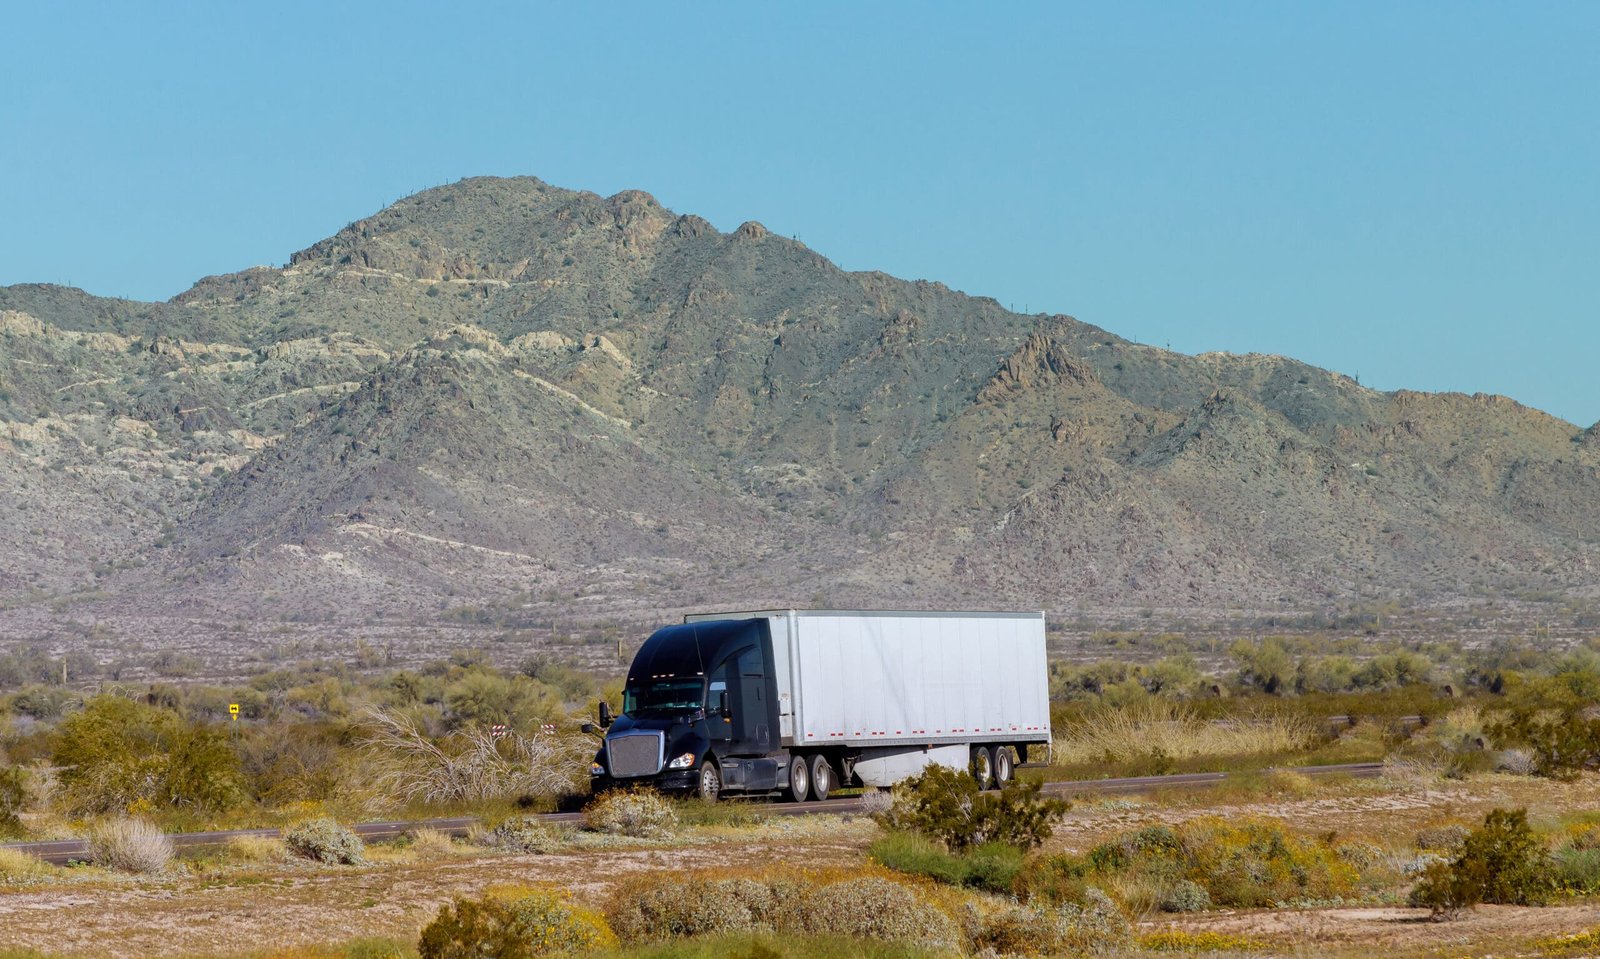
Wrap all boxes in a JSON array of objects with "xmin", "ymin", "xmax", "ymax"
[
  {"xmin": 992, "ymin": 745, "xmax": 1014, "ymax": 786},
  {"xmin": 697, "ymin": 762, "xmax": 722, "ymax": 803},
  {"xmin": 810, "ymin": 754, "xmax": 833, "ymax": 801},
  {"xmin": 970, "ymin": 746, "xmax": 993, "ymax": 789},
  {"xmin": 786, "ymin": 754, "xmax": 811, "ymax": 802}
]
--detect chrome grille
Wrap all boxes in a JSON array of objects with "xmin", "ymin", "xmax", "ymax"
[{"xmin": 606, "ymin": 731, "xmax": 664, "ymax": 778}]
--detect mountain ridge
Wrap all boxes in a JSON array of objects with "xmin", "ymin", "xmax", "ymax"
[{"xmin": 2, "ymin": 175, "xmax": 1597, "ymax": 662}]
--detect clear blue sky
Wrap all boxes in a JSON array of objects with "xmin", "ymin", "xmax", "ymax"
[{"xmin": 3, "ymin": 2, "xmax": 1596, "ymax": 425}]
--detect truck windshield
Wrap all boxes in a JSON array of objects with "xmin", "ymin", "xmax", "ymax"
[{"xmin": 623, "ymin": 679, "xmax": 704, "ymax": 716}]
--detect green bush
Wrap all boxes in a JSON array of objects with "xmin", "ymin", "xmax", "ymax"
[
  {"xmin": 1177, "ymin": 818, "xmax": 1359, "ymax": 908},
  {"xmin": 417, "ymin": 885, "xmax": 622, "ymax": 958},
  {"xmin": 1157, "ymin": 879, "xmax": 1213, "ymax": 913},
  {"xmin": 876, "ymin": 763, "xmax": 1068, "ymax": 852},
  {"xmin": 1485, "ymin": 710, "xmax": 1600, "ymax": 781},
  {"xmin": 1554, "ymin": 846, "xmax": 1600, "ymax": 896},
  {"xmin": 419, "ymin": 897, "xmax": 523, "ymax": 959},
  {"xmin": 1409, "ymin": 808, "xmax": 1553, "ymax": 917},
  {"xmin": 868, "ymin": 831, "xmax": 1022, "ymax": 894},
  {"xmin": 54, "ymin": 695, "xmax": 245, "ymax": 815},
  {"xmin": 1010, "ymin": 853, "xmax": 1093, "ymax": 906},
  {"xmin": 1078, "ymin": 818, "xmax": 1361, "ymax": 910},
  {"xmin": 284, "ymin": 818, "xmax": 366, "ymax": 865}
]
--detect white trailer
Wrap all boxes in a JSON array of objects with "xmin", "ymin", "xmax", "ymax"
[{"xmin": 683, "ymin": 609, "xmax": 1052, "ymax": 789}]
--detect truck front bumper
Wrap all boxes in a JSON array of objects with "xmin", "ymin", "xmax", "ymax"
[{"xmin": 591, "ymin": 769, "xmax": 699, "ymax": 794}]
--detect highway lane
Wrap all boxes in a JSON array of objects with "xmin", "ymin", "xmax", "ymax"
[{"xmin": 0, "ymin": 761, "xmax": 1383, "ymax": 866}]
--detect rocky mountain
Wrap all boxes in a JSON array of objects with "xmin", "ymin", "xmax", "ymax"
[{"xmin": 2, "ymin": 176, "xmax": 1597, "ymax": 663}]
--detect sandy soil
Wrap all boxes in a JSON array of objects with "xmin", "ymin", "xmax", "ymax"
[
  {"xmin": 5, "ymin": 778, "xmax": 1600, "ymax": 958},
  {"xmin": 1148, "ymin": 902, "xmax": 1600, "ymax": 956},
  {"xmin": 0, "ymin": 836, "xmax": 867, "ymax": 958}
]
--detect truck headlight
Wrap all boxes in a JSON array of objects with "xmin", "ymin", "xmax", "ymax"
[
  {"xmin": 590, "ymin": 761, "xmax": 606, "ymax": 776},
  {"xmin": 667, "ymin": 751, "xmax": 696, "ymax": 769}
]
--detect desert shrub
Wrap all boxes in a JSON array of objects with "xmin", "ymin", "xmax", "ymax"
[
  {"xmin": 876, "ymin": 763, "xmax": 1067, "ymax": 852},
  {"xmin": 1394, "ymin": 706, "xmax": 1494, "ymax": 778},
  {"xmin": 967, "ymin": 889, "xmax": 1130, "ymax": 956},
  {"xmin": 236, "ymin": 721, "xmax": 350, "ymax": 805},
  {"xmin": 479, "ymin": 815, "xmax": 567, "ymax": 854},
  {"xmin": 89, "ymin": 817, "xmax": 173, "ymax": 873},
  {"xmin": 419, "ymin": 897, "xmax": 516, "ymax": 959},
  {"xmin": 605, "ymin": 868, "xmax": 956, "ymax": 948},
  {"xmin": 606, "ymin": 875, "xmax": 777, "ymax": 940},
  {"xmin": 54, "ymin": 695, "xmax": 246, "ymax": 815},
  {"xmin": 1409, "ymin": 808, "xmax": 1552, "ymax": 917},
  {"xmin": 283, "ymin": 818, "xmax": 365, "ymax": 865},
  {"xmin": 791, "ymin": 877, "xmax": 959, "ymax": 948},
  {"xmin": 1179, "ymin": 817, "xmax": 1359, "ymax": 907},
  {"xmin": 1157, "ymin": 879, "xmax": 1213, "ymax": 913},
  {"xmin": 1485, "ymin": 705, "xmax": 1600, "ymax": 780},
  {"xmin": 868, "ymin": 831, "xmax": 1022, "ymax": 893},
  {"xmin": 441, "ymin": 671, "xmax": 563, "ymax": 730},
  {"xmin": 1415, "ymin": 824, "xmax": 1470, "ymax": 852},
  {"xmin": 1080, "ymin": 818, "xmax": 1360, "ymax": 910},
  {"xmin": 1496, "ymin": 747, "xmax": 1538, "ymax": 775},
  {"xmin": 360, "ymin": 706, "xmax": 579, "ymax": 805},
  {"xmin": 1010, "ymin": 853, "xmax": 1093, "ymax": 906},
  {"xmin": 583, "ymin": 788, "xmax": 678, "ymax": 839},
  {"xmin": 417, "ymin": 894, "xmax": 608, "ymax": 959},
  {"xmin": 417, "ymin": 885, "xmax": 619, "ymax": 958},
  {"xmin": 0, "ymin": 766, "xmax": 24, "ymax": 837},
  {"xmin": 856, "ymin": 787, "xmax": 895, "ymax": 816}
]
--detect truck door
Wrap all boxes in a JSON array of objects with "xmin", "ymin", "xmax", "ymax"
[{"xmin": 735, "ymin": 644, "xmax": 772, "ymax": 752}]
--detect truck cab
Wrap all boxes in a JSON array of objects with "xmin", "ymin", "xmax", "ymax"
[{"xmin": 590, "ymin": 617, "xmax": 786, "ymax": 800}]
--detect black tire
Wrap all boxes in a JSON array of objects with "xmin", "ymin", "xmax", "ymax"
[
  {"xmin": 810, "ymin": 754, "xmax": 833, "ymax": 801},
  {"xmin": 697, "ymin": 762, "xmax": 722, "ymax": 803},
  {"xmin": 970, "ymin": 745, "xmax": 993, "ymax": 789},
  {"xmin": 993, "ymin": 745, "xmax": 1014, "ymax": 786},
  {"xmin": 786, "ymin": 754, "xmax": 811, "ymax": 802}
]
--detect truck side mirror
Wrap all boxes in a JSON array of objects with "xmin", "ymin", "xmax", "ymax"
[
  {"xmin": 717, "ymin": 690, "xmax": 730, "ymax": 718},
  {"xmin": 580, "ymin": 722, "xmax": 597, "ymax": 735},
  {"xmin": 598, "ymin": 701, "xmax": 614, "ymax": 728}
]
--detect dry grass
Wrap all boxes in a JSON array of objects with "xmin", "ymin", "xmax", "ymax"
[
  {"xmin": 225, "ymin": 834, "xmax": 285, "ymax": 863},
  {"xmin": 1053, "ymin": 702, "xmax": 1317, "ymax": 766},
  {"xmin": 0, "ymin": 846, "xmax": 48, "ymax": 880},
  {"xmin": 88, "ymin": 818, "xmax": 172, "ymax": 874},
  {"xmin": 403, "ymin": 828, "xmax": 460, "ymax": 859},
  {"xmin": 358, "ymin": 705, "xmax": 581, "ymax": 805}
]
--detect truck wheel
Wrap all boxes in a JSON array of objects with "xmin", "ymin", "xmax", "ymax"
[
  {"xmin": 697, "ymin": 762, "xmax": 722, "ymax": 803},
  {"xmin": 786, "ymin": 754, "xmax": 811, "ymax": 802},
  {"xmin": 993, "ymin": 746, "xmax": 1014, "ymax": 786},
  {"xmin": 970, "ymin": 746, "xmax": 993, "ymax": 789},
  {"xmin": 810, "ymin": 754, "xmax": 833, "ymax": 801}
]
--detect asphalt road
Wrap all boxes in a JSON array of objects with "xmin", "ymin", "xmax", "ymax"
[{"xmin": 0, "ymin": 761, "xmax": 1384, "ymax": 866}]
